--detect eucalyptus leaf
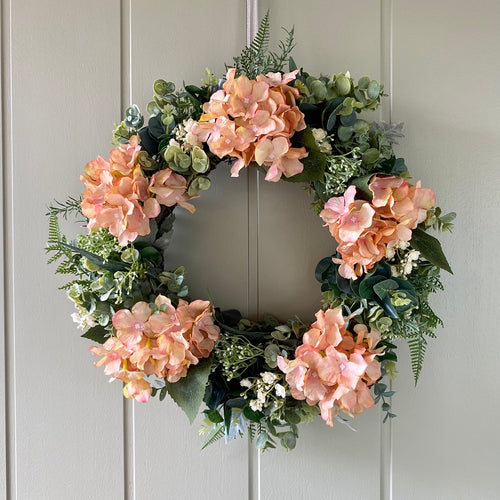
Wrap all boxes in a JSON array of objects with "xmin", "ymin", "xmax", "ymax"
[
  {"xmin": 280, "ymin": 431, "xmax": 297, "ymax": 451},
  {"xmin": 373, "ymin": 279, "xmax": 399, "ymax": 300},
  {"xmin": 340, "ymin": 111, "xmax": 357, "ymax": 127},
  {"xmin": 337, "ymin": 125, "xmax": 354, "ymax": 142}
]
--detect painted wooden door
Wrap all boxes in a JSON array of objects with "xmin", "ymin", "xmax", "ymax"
[{"xmin": 1, "ymin": 1, "xmax": 499, "ymax": 499}]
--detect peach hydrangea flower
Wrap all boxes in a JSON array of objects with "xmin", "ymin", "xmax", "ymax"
[
  {"xmin": 90, "ymin": 295, "xmax": 220, "ymax": 402},
  {"xmin": 80, "ymin": 136, "xmax": 161, "ymax": 246},
  {"xmin": 277, "ymin": 308, "xmax": 383, "ymax": 427},
  {"xmin": 320, "ymin": 176, "xmax": 436, "ymax": 279},
  {"xmin": 191, "ymin": 68, "xmax": 307, "ymax": 181},
  {"xmin": 149, "ymin": 168, "xmax": 196, "ymax": 213}
]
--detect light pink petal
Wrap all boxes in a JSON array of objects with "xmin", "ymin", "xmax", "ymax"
[
  {"xmin": 131, "ymin": 302, "xmax": 152, "ymax": 322},
  {"xmin": 143, "ymin": 197, "xmax": 161, "ymax": 218}
]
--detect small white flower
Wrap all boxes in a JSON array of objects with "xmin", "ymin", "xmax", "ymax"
[
  {"xmin": 312, "ymin": 128, "xmax": 327, "ymax": 142},
  {"xmin": 261, "ymin": 372, "xmax": 277, "ymax": 385},
  {"xmin": 319, "ymin": 142, "xmax": 332, "ymax": 154},
  {"xmin": 407, "ymin": 250, "xmax": 420, "ymax": 262},
  {"xmin": 396, "ymin": 240, "xmax": 410, "ymax": 250},
  {"xmin": 71, "ymin": 309, "xmax": 97, "ymax": 330},
  {"xmin": 275, "ymin": 383, "xmax": 286, "ymax": 398},
  {"xmin": 257, "ymin": 389, "xmax": 266, "ymax": 403},
  {"xmin": 249, "ymin": 400, "xmax": 263, "ymax": 412},
  {"xmin": 240, "ymin": 378, "xmax": 252, "ymax": 388},
  {"xmin": 390, "ymin": 265, "xmax": 401, "ymax": 277},
  {"xmin": 385, "ymin": 246, "xmax": 396, "ymax": 260},
  {"xmin": 403, "ymin": 261, "xmax": 413, "ymax": 275}
]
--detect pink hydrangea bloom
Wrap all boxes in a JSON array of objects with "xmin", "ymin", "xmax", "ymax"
[
  {"xmin": 90, "ymin": 295, "xmax": 220, "ymax": 402},
  {"xmin": 278, "ymin": 308, "xmax": 384, "ymax": 427},
  {"xmin": 80, "ymin": 136, "xmax": 161, "ymax": 246},
  {"xmin": 320, "ymin": 175, "xmax": 436, "ymax": 279},
  {"xmin": 191, "ymin": 68, "xmax": 307, "ymax": 181}
]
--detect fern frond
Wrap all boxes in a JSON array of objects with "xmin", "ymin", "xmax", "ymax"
[
  {"xmin": 248, "ymin": 422, "xmax": 256, "ymax": 441},
  {"xmin": 268, "ymin": 26, "xmax": 296, "ymax": 73},
  {"xmin": 231, "ymin": 11, "xmax": 296, "ymax": 79},
  {"xmin": 408, "ymin": 334, "xmax": 427, "ymax": 384},
  {"xmin": 201, "ymin": 423, "xmax": 225, "ymax": 450},
  {"xmin": 46, "ymin": 197, "xmax": 82, "ymax": 220},
  {"xmin": 233, "ymin": 11, "xmax": 270, "ymax": 78},
  {"xmin": 46, "ymin": 211, "xmax": 72, "ymax": 262}
]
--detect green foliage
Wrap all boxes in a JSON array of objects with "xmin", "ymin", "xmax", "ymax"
[
  {"xmin": 392, "ymin": 265, "xmax": 444, "ymax": 383},
  {"xmin": 232, "ymin": 11, "xmax": 296, "ymax": 78},
  {"xmin": 47, "ymin": 197, "xmax": 83, "ymax": 220},
  {"xmin": 165, "ymin": 355, "xmax": 214, "ymax": 424},
  {"xmin": 410, "ymin": 227, "xmax": 453, "ymax": 274},
  {"xmin": 425, "ymin": 206, "xmax": 456, "ymax": 232},
  {"xmin": 373, "ymin": 381, "xmax": 397, "ymax": 423}
]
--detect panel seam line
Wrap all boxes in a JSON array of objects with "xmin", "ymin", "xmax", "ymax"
[{"xmin": 1, "ymin": 0, "xmax": 16, "ymax": 497}]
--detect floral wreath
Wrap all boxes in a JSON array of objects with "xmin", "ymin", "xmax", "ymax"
[{"xmin": 47, "ymin": 14, "xmax": 454, "ymax": 451}]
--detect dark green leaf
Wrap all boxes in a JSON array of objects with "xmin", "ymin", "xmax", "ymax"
[
  {"xmin": 139, "ymin": 246, "xmax": 162, "ymax": 263},
  {"xmin": 138, "ymin": 126, "xmax": 159, "ymax": 156},
  {"xmin": 159, "ymin": 386, "xmax": 167, "ymax": 401},
  {"xmin": 226, "ymin": 397, "xmax": 246, "ymax": 409},
  {"xmin": 382, "ymin": 351, "xmax": 397, "ymax": 362},
  {"xmin": 291, "ymin": 127, "xmax": 320, "ymax": 151},
  {"xmin": 60, "ymin": 242, "xmax": 129, "ymax": 273},
  {"xmin": 336, "ymin": 272, "xmax": 353, "ymax": 294},
  {"xmin": 243, "ymin": 406, "xmax": 265, "ymax": 423},
  {"xmin": 165, "ymin": 355, "xmax": 213, "ymax": 424},
  {"xmin": 351, "ymin": 174, "xmax": 374, "ymax": 199},
  {"xmin": 204, "ymin": 409, "xmax": 224, "ymax": 424},
  {"xmin": 381, "ymin": 295, "xmax": 399, "ymax": 319},
  {"xmin": 284, "ymin": 409, "xmax": 301, "ymax": 425},
  {"xmin": 185, "ymin": 85, "xmax": 202, "ymax": 93},
  {"xmin": 281, "ymin": 150, "xmax": 326, "ymax": 183},
  {"xmin": 315, "ymin": 256, "xmax": 336, "ymax": 284},
  {"xmin": 224, "ymin": 403, "xmax": 232, "ymax": 436},
  {"xmin": 81, "ymin": 325, "xmax": 109, "ymax": 344},
  {"xmin": 410, "ymin": 227, "xmax": 453, "ymax": 273},
  {"xmin": 358, "ymin": 275, "xmax": 385, "ymax": 300},
  {"xmin": 391, "ymin": 158, "xmax": 407, "ymax": 176},
  {"xmin": 148, "ymin": 115, "xmax": 166, "ymax": 140}
]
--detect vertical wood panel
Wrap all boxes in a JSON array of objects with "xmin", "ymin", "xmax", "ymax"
[
  {"xmin": 391, "ymin": 1, "xmax": 500, "ymax": 498},
  {"xmin": 258, "ymin": 2, "xmax": 383, "ymax": 499},
  {"xmin": 9, "ymin": 1, "xmax": 124, "ymax": 498},
  {"xmin": 130, "ymin": 2, "xmax": 249, "ymax": 498}
]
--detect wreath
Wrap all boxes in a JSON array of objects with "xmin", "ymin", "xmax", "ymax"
[{"xmin": 47, "ymin": 13, "xmax": 454, "ymax": 451}]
